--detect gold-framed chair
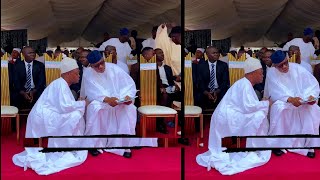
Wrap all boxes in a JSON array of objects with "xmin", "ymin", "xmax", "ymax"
[
  {"xmin": 184, "ymin": 52, "xmax": 203, "ymax": 147},
  {"xmin": 229, "ymin": 53, "xmax": 246, "ymax": 86},
  {"xmin": 228, "ymin": 52, "xmax": 246, "ymax": 148},
  {"xmin": 288, "ymin": 53, "xmax": 296, "ymax": 63},
  {"xmin": 1, "ymin": 56, "xmax": 20, "ymax": 144},
  {"xmin": 44, "ymin": 53, "xmax": 62, "ymax": 86},
  {"xmin": 137, "ymin": 55, "xmax": 178, "ymax": 147}
]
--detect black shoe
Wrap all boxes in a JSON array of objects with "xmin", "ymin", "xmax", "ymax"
[
  {"xmin": 123, "ymin": 152, "xmax": 132, "ymax": 158},
  {"xmin": 157, "ymin": 125, "xmax": 169, "ymax": 134},
  {"xmin": 178, "ymin": 138, "xmax": 189, "ymax": 146},
  {"xmin": 272, "ymin": 149, "xmax": 284, "ymax": 156},
  {"xmin": 307, "ymin": 152, "xmax": 315, "ymax": 158},
  {"xmin": 89, "ymin": 149, "xmax": 100, "ymax": 156}
]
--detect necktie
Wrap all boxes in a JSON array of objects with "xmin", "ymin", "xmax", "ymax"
[
  {"xmin": 209, "ymin": 63, "xmax": 215, "ymax": 92},
  {"xmin": 26, "ymin": 63, "xmax": 32, "ymax": 92}
]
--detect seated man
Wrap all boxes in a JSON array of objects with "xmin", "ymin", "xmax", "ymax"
[
  {"xmin": 197, "ymin": 46, "xmax": 230, "ymax": 110},
  {"xmin": 130, "ymin": 47, "xmax": 154, "ymax": 107},
  {"xmin": 287, "ymin": 45, "xmax": 313, "ymax": 73},
  {"xmin": 12, "ymin": 46, "xmax": 46, "ymax": 109},
  {"xmin": 155, "ymin": 48, "xmax": 178, "ymax": 134},
  {"xmin": 82, "ymin": 50, "xmax": 138, "ymax": 158},
  {"xmin": 196, "ymin": 57, "xmax": 271, "ymax": 175},
  {"xmin": 104, "ymin": 45, "xmax": 129, "ymax": 74},
  {"xmin": 253, "ymin": 49, "xmax": 273, "ymax": 100},
  {"xmin": 70, "ymin": 49, "xmax": 91, "ymax": 100},
  {"xmin": 12, "ymin": 57, "xmax": 88, "ymax": 175},
  {"xmin": 264, "ymin": 50, "xmax": 320, "ymax": 158}
]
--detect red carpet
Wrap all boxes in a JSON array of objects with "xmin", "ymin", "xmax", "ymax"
[
  {"xmin": 185, "ymin": 147, "xmax": 320, "ymax": 179},
  {"xmin": 1, "ymin": 133, "xmax": 181, "ymax": 180},
  {"xmin": 184, "ymin": 115, "xmax": 320, "ymax": 179}
]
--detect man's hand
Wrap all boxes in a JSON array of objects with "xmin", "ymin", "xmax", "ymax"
[
  {"xmin": 204, "ymin": 91, "xmax": 214, "ymax": 101},
  {"xmin": 160, "ymin": 88, "xmax": 166, "ymax": 94},
  {"xmin": 124, "ymin": 96, "xmax": 132, "ymax": 105},
  {"xmin": 287, "ymin": 97, "xmax": 302, "ymax": 107},
  {"xmin": 307, "ymin": 95, "xmax": 316, "ymax": 105},
  {"xmin": 29, "ymin": 90, "xmax": 37, "ymax": 103},
  {"xmin": 212, "ymin": 91, "xmax": 218, "ymax": 102},
  {"xmin": 103, "ymin": 97, "xmax": 119, "ymax": 107},
  {"xmin": 175, "ymin": 76, "xmax": 181, "ymax": 82},
  {"xmin": 21, "ymin": 91, "xmax": 31, "ymax": 101}
]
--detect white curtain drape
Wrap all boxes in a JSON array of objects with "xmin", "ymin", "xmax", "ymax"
[{"xmin": 1, "ymin": 0, "xmax": 181, "ymax": 46}]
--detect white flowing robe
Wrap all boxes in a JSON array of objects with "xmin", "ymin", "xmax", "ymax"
[
  {"xmin": 82, "ymin": 63, "xmax": 157, "ymax": 155},
  {"xmin": 196, "ymin": 78, "xmax": 271, "ymax": 175},
  {"xmin": 283, "ymin": 38, "xmax": 315, "ymax": 67},
  {"xmin": 264, "ymin": 63, "xmax": 320, "ymax": 155},
  {"xmin": 13, "ymin": 77, "xmax": 87, "ymax": 175},
  {"xmin": 155, "ymin": 25, "xmax": 181, "ymax": 76},
  {"xmin": 98, "ymin": 38, "xmax": 132, "ymax": 65}
]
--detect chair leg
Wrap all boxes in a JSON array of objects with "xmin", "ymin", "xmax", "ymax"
[
  {"xmin": 39, "ymin": 138, "xmax": 42, "ymax": 147},
  {"xmin": 196, "ymin": 138, "xmax": 200, "ymax": 148},
  {"xmin": 200, "ymin": 114, "xmax": 204, "ymax": 138},
  {"xmin": 141, "ymin": 115, "xmax": 146, "ymax": 137},
  {"xmin": 16, "ymin": 114, "xmax": 20, "ymax": 145},
  {"xmin": 237, "ymin": 137, "xmax": 240, "ymax": 148},
  {"xmin": 164, "ymin": 138, "xmax": 169, "ymax": 148},
  {"xmin": 174, "ymin": 114, "xmax": 178, "ymax": 137}
]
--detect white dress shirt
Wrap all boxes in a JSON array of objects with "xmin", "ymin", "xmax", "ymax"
[
  {"xmin": 24, "ymin": 60, "xmax": 35, "ymax": 89},
  {"xmin": 158, "ymin": 64, "xmax": 169, "ymax": 86}
]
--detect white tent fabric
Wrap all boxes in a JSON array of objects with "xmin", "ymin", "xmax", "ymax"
[
  {"xmin": 185, "ymin": 0, "xmax": 320, "ymax": 46},
  {"xmin": 1, "ymin": 0, "xmax": 181, "ymax": 46}
]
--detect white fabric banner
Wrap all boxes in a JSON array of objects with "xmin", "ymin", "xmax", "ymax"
[
  {"xmin": 1, "ymin": 60, "xmax": 8, "ymax": 67},
  {"xmin": 311, "ymin": 60, "xmax": 320, "ymax": 65},
  {"xmin": 127, "ymin": 59, "xmax": 138, "ymax": 65},
  {"xmin": 140, "ymin": 63, "xmax": 156, "ymax": 70},
  {"xmin": 45, "ymin": 61, "xmax": 61, "ymax": 69},
  {"xmin": 229, "ymin": 61, "xmax": 245, "ymax": 69},
  {"xmin": 185, "ymin": 60, "xmax": 192, "ymax": 67}
]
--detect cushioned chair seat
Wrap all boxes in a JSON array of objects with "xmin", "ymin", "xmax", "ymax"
[
  {"xmin": 1, "ymin": 106, "xmax": 19, "ymax": 115},
  {"xmin": 138, "ymin": 105, "xmax": 177, "ymax": 115},
  {"xmin": 185, "ymin": 105, "xmax": 202, "ymax": 115}
]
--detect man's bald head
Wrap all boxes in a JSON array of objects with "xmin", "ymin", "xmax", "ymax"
[
  {"xmin": 22, "ymin": 46, "xmax": 36, "ymax": 62},
  {"xmin": 206, "ymin": 46, "xmax": 220, "ymax": 61}
]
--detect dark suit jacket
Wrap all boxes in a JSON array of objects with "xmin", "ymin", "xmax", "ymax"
[
  {"xmin": 191, "ymin": 58, "xmax": 206, "ymax": 106},
  {"xmin": 197, "ymin": 60, "xmax": 230, "ymax": 103},
  {"xmin": 70, "ymin": 61, "xmax": 84, "ymax": 94},
  {"xmin": 253, "ymin": 60, "xmax": 268, "ymax": 93},
  {"xmin": 13, "ymin": 60, "xmax": 46, "ymax": 99},
  {"xmin": 157, "ymin": 64, "xmax": 175, "ymax": 88},
  {"xmin": 8, "ymin": 58, "xmax": 22, "ymax": 106}
]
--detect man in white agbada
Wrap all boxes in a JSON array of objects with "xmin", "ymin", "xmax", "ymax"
[
  {"xmin": 282, "ymin": 27, "xmax": 315, "ymax": 71},
  {"xmin": 142, "ymin": 26, "xmax": 157, "ymax": 49},
  {"xmin": 196, "ymin": 57, "xmax": 271, "ymax": 175},
  {"xmin": 264, "ymin": 50, "xmax": 320, "ymax": 158},
  {"xmin": 288, "ymin": 45, "xmax": 313, "ymax": 73},
  {"xmin": 98, "ymin": 28, "xmax": 132, "ymax": 65},
  {"xmin": 12, "ymin": 57, "xmax": 88, "ymax": 175},
  {"xmin": 82, "ymin": 50, "xmax": 156, "ymax": 158},
  {"xmin": 104, "ymin": 45, "xmax": 129, "ymax": 74}
]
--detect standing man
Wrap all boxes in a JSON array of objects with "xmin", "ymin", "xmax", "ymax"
[
  {"xmin": 155, "ymin": 23, "xmax": 181, "ymax": 76},
  {"xmin": 99, "ymin": 28, "xmax": 132, "ymax": 65}
]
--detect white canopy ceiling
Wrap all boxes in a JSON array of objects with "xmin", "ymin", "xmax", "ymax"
[
  {"xmin": 1, "ymin": 0, "xmax": 181, "ymax": 47},
  {"xmin": 185, "ymin": 0, "xmax": 320, "ymax": 47}
]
